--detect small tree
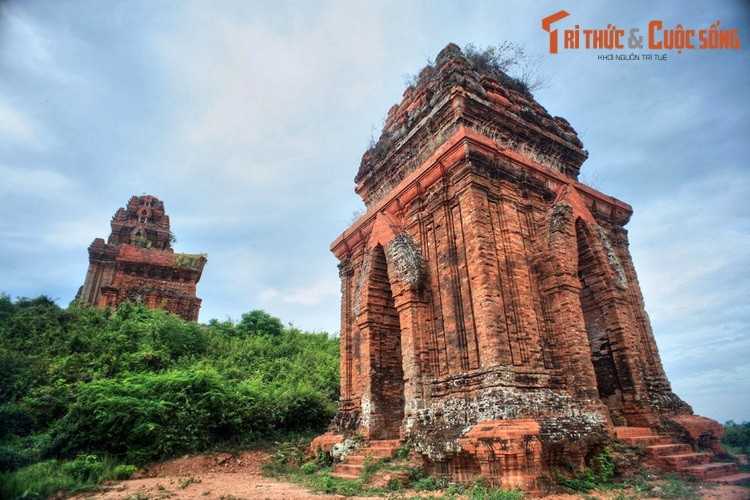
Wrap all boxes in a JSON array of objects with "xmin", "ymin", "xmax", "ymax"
[
  {"xmin": 464, "ymin": 42, "xmax": 552, "ymax": 95},
  {"xmin": 237, "ymin": 310, "xmax": 284, "ymax": 337}
]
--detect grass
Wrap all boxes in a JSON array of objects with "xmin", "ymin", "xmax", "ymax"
[
  {"xmin": 0, "ymin": 460, "xmax": 78, "ymax": 499},
  {"xmin": 647, "ymin": 476, "xmax": 701, "ymax": 499},
  {"xmin": 263, "ymin": 439, "xmax": 527, "ymax": 499},
  {"xmin": 468, "ymin": 485, "xmax": 525, "ymax": 499},
  {"xmin": 555, "ymin": 465, "xmax": 707, "ymax": 500},
  {"xmin": 0, "ymin": 454, "xmax": 140, "ymax": 499},
  {"xmin": 178, "ymin": 476, "xmax": 202, "ymax": 488},
  {"xmin": 263, "ymin": 439, "xmax": 707, "ymax": 500},
  {"xmin": 550, "ymin": 446, "xmax": 716, "ymax": 499}
]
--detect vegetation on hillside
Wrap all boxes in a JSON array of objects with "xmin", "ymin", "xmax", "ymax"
[
  {"xmin": 1, "ymin": 294, "xmax": 748, "ymax": 498},
  {"xmin": 0, "ymin": 294, "xmax": 339, "ymax": 497},
  {"xmin": 723, "ymin": 420, "xmax": 750, "ymax": 455}
]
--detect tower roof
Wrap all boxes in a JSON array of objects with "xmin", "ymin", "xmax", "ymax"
[
  {"xmin": 108, "ymin": 194, "xmax": 172, "ymax": 251},
  {"xmin": 355, "ymin": 43, "xmax": 587, "ymax": 207}
]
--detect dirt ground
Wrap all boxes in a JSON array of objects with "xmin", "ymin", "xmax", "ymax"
[{"xmin": 73, "ymin": 451, "xmax": 750, "ymax": 500}]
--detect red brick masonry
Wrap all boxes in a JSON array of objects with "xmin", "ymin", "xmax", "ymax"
[
  {"xmin": 77, "ymin": 195, "xmax": 206, "ymax": 321},
  {"xmin": 315, "ymin": 44, "xmax": 726, "ymax": 490}
]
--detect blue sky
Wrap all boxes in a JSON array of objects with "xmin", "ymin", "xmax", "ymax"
[{"xmin": 0, "ymin": 0, "xmax": 748, "ymax": 423}]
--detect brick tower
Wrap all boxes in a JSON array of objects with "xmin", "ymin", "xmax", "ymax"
[
  {"xmin": 314, "ymin": 44, "xmax": 729, "ymax": 489},
  {"xmin": 77, "ymin": 195, "xmax": 206, "ymax": 321}
]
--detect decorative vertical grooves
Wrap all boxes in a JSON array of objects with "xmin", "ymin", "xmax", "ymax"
[
  {"xmin": 523, "ymin": 208, "xmax": 557, "ymax": 369},
  {"xmin": 342, "ymin": 268, "xmax": 353, "ymax": 402},
  {"xmin": 430, "ymin": 218, "xmax": 449, "ymax": 377},
  {"xmin": 495, "ymin": 197, "xmax": 529, "ymax": 365},
  {"xmin": 446, "ymin": 203, "xmax": 472, "ymax": 372},
  {"xmin": 488, "ymin": 198, "xmax": 516, "ymax": 365},
  {"xmin": 433, "ymin": 202, "xmax": 462, "ymax": 375},
  {"xmin": 517, "ymin": 207, "xmax": 549, "ymax": 369},
  {"xmin": 424, "ymin": 218, "xmax": 446, "ymax": 377},
  {"xmin": 452, "ymin": 202, "xmax": 480, "ymax": 370}
]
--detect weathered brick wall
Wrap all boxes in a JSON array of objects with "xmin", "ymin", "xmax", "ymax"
[
  {"xmin": 77, "ymin": 195, "xmax": 206, "ymax": 322},
  {"xmin": 325, "ymin": 43, "xmax": 704, "ymax": 489}
]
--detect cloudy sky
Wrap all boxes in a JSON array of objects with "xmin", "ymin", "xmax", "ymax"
[{"xmin": 0, "ymin": 1, "xmax": 748, "ymax": 423}]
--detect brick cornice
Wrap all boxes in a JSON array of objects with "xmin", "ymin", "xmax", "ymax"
[{"xmin": 332, "ymin": 127, "xmax": 632, "ymax": 259}]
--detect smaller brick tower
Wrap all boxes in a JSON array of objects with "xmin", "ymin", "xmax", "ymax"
[{"xmin": 77, "ymin": 195, "xmax": 206, "ymax": 321}]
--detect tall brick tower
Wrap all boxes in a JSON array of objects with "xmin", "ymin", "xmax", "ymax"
[
  {"xmin": 315, "ymin": 44, "xmax": 729, "ymax": 489},
  {"xmin": 77, "ymin": 195, "xmax": 206, "ymax": 321}
]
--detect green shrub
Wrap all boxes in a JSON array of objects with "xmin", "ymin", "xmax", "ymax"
[
  {"xmin": 393, "ymin": 439, "xmax": 410, "ymax": 458},
  {"xmin": 0, "ymin": 295, "xmax": 340, "ymax": 486},
  {"xmin": 557, "ymin": 448, "xmax": 616, "ymax": 491},
  {"xmin": 0, "ymin": 460, "xmax": 77, "ymax": 498},
  {"xmin": 591, "ymin": 447, "xmax": 616, "ymax": 482},
  {"xmin": 316, "ymin": 474, "xmax": 363, "ymax": 496},
  {"xmin": 49, "ymin": 367, "xmax": 247, "ymax": 463},
  {"xmin": 446, "ymin": 483, "xmax": 467, "ymax": 494},
  {"xmin": 386, "ymin": 477, "xmax": 405, "ymax": 490},
  {"xmin": 469, "ymin": 485, "xmax": 525, "ymax": 500},
  {"xmin": 113, "ymin": 463, "xmax": 137, "ymax": 479},
  {"xmin": 270, "ymin": 438, "xmax": 310, "ymax": 468},
  {"xmin": 0, "ymin": 443, "xmax": 33, "ymax": 472},
  {"xmin": 62, "ymin": 454, "xmax": 106, "ymax": 483},
  {"xmin": 175, "ymin": 253, "xmax": 206, "ymax": 269},
  {"xmin": 413, "ymin": 476, "xmax": 443, "ymax": 491},
  {"xmin": 300, "ymin": 461, "xmax": 320, "ymax": 475},
  {"xmin": 315, "ymin": 450, "xmax": 332, "ymax": 467},
  {"xmin": 723, "ymin": 421, "xmax": 750, "ymax": 454},
  {"xmin": 237, "ymin": 310, "xmax": 283, "ymax": 337}
]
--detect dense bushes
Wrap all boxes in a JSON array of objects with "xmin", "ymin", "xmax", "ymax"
[
  {"xmin": 723, "ymin": 420, "xmax": 750, "ymax": 454},
  {"xmin": 0, "ymin": 294, "xmax": 339, "ymax": 494}
]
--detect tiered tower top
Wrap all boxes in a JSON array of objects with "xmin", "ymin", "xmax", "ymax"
[
  {"xmin": 355, "ymin": 43, "xmax": 587, "ymax": 207},
  {"xmin": 108, "ymin": 195, "xmax": 173, "ymax": 251}
]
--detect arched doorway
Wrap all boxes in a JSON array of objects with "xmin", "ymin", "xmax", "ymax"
[{"xmin": 363, "ymin": 244, "xmax": 405, "ymax": 439}]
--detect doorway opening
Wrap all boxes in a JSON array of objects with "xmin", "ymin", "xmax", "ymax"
[{"xmin": 367, "ymin": 244, "xmax": 405, "ymax": 439}]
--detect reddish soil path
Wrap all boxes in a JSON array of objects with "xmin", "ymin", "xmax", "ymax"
[
  {"xmin": 75, "ymin": 451, "xmax": 383, "ymax": 500},
  {"xmin": 73, "ymin": 451, "xmax": 750, "ymax": 500}
]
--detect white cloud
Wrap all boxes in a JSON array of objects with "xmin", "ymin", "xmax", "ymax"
[
  {"xmin": 0, "ymin": 95, "xmax": 39, "ymax": 145},
  {"xmin": 260, "ymin": 274, "xmax": 339, "ymax": 306},
  {"xmin": 148, "ymin": 1, "xmax": 405, "ymax": 193},
  {"xmin": 259, "ymin": 288, "xmax": 281, "ymax": 301},
  {"xmin": 0, "ymin": 164, "xmax": 76, "ymax": 197},
  {"xmin": 632, "ymin": 172, "xmax": 750, "ymax": 326},
  {"xmin": 39, "ymin": 220, "xmax": 102, "ymax": 249},
  {"xmin": 0, "ymin": 4, "xmax": 92, "ymax": 87}
]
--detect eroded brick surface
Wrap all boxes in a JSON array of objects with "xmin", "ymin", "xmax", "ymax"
[
  {"xmin": 77, "ymin": 195, "xmax": 206, "ymax": 321},
  {"xmin": 322, "ymin": 44, "xmax": 720, "ymax": 490}
]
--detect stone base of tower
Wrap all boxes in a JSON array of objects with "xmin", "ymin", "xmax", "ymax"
[
  {"xmin": 316, "ymin": 411, "xmax": 727, "ymax": 492},
  {"xmin": 426, "ymin": 419, "xmax": 542, "ymax": 490},
  {"xmin": 400, "ymin": 384, "xmax": 613, "ymax": 492},
  {"xmin": 318, "ymin": 382, "xmax": 618, "ymax": 492}
]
